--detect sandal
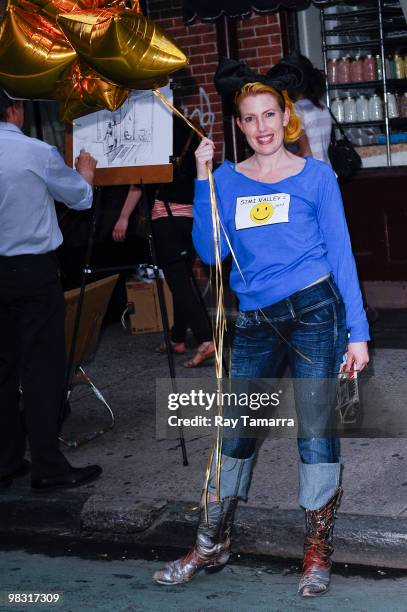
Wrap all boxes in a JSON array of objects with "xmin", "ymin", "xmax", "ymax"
[
  {"xmin": 184, "ymin": 341, "xmax": 215, "ymax": 368},
  {"xmin": 156, "ymin": 341, "xmax": 186, "ymax": 355}
]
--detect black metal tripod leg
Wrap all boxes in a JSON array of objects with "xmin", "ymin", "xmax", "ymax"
[
  {"xmin": 62, "ymin": 186, "xmax": 103, "ymax": 424},
  {"xmin": 140, "ymin": 184, "xmax": 188, "ymax": 466}
]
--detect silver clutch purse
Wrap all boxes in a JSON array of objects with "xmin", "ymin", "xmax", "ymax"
[{"xmin": 336, "ymin": 369, "xmax": 360, "ymax": 426}]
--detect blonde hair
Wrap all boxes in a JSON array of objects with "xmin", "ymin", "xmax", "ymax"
[{"xmin": 234, "ymin": 82, "xmax": 302, "ymax": 143}]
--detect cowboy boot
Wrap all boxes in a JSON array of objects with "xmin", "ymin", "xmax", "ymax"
[
  {"xmin": 153, "ymin": 497, "xmax": 238, "ymax": 585},
  {"xmin": 298, "ymin": 487, "xmax": 342, "ymax": 597}
]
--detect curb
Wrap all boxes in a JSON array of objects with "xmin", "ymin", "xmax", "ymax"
[
  {"xmin": 2, "ymin": 490, "xmax": 407, "ymax": 569},
  {"xmin": 83, "ymin": 497, "xmax": 407, "ymax": 569}
]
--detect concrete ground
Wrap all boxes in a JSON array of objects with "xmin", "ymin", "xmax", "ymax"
[{"xmin": 2, "ymin": 314, "xmax": 407, "ymax": 570}]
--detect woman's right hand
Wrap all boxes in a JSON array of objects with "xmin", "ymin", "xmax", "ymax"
[
  {"xmin": 112, "ymin": 217, "xmax": 128, "ymax": 242},
  {"xmin": 195, "ymin": 137, "xmax": 215, "ymax": 180}
]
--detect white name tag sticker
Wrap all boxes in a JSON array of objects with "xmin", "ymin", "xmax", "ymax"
[{"xmin": 235, "ymin": 193, "xmax": 291, "ymax": 230}]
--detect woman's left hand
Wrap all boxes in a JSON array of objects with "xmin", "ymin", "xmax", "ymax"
[{"xmin": 344, "ymin": 342, "xmax": 369, "ymax": 373}]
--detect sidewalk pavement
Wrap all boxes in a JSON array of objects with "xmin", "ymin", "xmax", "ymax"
[{"xmin": 2, "ymin": 322, "xmax": 407, "ymax": 569}]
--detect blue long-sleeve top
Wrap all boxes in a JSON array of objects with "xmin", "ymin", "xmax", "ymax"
[{"xmin": 192, "ymin": 157, "xmax": 369, "ymax": 343}]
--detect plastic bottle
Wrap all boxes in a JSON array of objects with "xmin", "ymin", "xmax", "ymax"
[
  {"xmin": 400, "ymin": 92, "xmax": 407, "ymax": 118},
  {"xmin": 394, "ymin": 53, "xmax": 405, "ymax": 79},
  {"xmin": 331, "ymin": 98, "xmax": 345, "ymax": 122},
  {"xmin": 363, "ymin": 54, "xmax": 376, "ymax": 81},
  {"xmin": 350, "ymin": 55, "xmax": 364, "ymax": 82},
  {"xmin": 386, "ymin": 55, "xmax": 395, "ymax": 79},
  {"xmin": 344, "ymin": 96, "xmax": 357, "ymax": 122},
  {"xmin": 375, "ymin": 54, "xmax": 383, "ymax": 80},
  {"xmin": 327, "ymin": 58, "xmax": 338, "ymax": 84},
  {"xmin": 338, "ymin": 56, "xmax": 351, "ymax": 84},
  {"xmin": 356, "ymin": 94, "xmax": 369, "ymax": 121},
  {"xmin": 395, "ymin": 93, "xmax": 401, "ymax": 116},
  {"xmin": 387, "ymin": 92, "xmax": 399, "ymax": 118},
  {"xmin": 368, "ymin": 94, "xmax": 383, "ymax": 120}
]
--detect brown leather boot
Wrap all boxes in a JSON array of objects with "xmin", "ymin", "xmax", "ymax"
[
  {"xmin": 153, "ymin": 498, "xmax": 237, "ymax": 585},
  {"xmin": 298, "ymin": 487, "xmax": 342, "ymax": 597}
]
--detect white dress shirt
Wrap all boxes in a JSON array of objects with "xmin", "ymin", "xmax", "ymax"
[{"xmin": 0, "ymin": 122, "xmax": 93, "ymax": 256}]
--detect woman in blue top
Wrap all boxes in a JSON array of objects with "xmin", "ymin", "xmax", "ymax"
[{"xmin": 153, "ymin": 59, "xmax": 369, "ymax": 597}]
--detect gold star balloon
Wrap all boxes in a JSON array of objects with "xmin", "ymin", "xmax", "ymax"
[
  {"xmin": 55, "ymin": 59, "xmax": 129, "ymax": 123},
  {"xmin": 0, "ymin": 0, "xmax": 187, "ymax": 121},
  {"xmin": 57, "ymin": 10, "xmax": 188, "ymax": 89},
  {"xmin": 17, "ymin": 0, "xmax": 142, "ymax": 22},
  {"xmin": 0, "ymin": 1, "xmax": 76, "ymax": 99}
]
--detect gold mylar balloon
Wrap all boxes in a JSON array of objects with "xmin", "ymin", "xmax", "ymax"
[
  {"xmin": 17, "ymin": 0, "xmax": 142, "ymax": 22},
  {"xmin": 0, "ymin": 0, "xmax": 186, "ymax": 121},
  {"xmin": 57, "ymin": 9, "xmax": 188, "ymax": 88},
  {"xmin": 55, "ymin": 60, "xmax": 128, "ymax": 122},
  {"xmin": 0, "ymin": 3, "xmax": 76, "ymax": 98}
]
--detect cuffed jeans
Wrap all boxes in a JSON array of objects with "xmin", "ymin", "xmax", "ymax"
[{"xmin": 208, "ymin": 277, "xmax": 347, "ymax": 510}]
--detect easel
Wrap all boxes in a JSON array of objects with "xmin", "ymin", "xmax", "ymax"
[{"xmin": 64, "ymin": 128, "xmax": 188, "ymax": 465}]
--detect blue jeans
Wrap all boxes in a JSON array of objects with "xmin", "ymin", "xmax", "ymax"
[{"xmin": 208, "ymin": 276, "xmax": 347, "ymax": 510}]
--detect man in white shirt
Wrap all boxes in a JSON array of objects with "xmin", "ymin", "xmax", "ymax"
[{"xmin": 0, "ymin": 90, "xmax": 102, "ymax": 491}]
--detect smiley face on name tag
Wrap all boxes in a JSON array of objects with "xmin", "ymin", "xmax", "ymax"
[{"xmin": 235, "ymin": 193, "xmax": 291, "ymax": 230}]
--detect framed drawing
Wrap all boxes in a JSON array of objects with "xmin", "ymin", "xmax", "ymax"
[{"xmin": 65, "ymin": 85, "xmax": 173, "ymax": 185}]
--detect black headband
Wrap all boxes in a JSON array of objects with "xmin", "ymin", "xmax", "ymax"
[{"xmin": 214, "ymin": 57, "xmax": 304, "ymax": 98}]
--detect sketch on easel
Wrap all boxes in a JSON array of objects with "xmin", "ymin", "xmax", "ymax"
[
  {"xmin": 72, "ymin": 84, "xmax": 173, "ymax": 169},
  {"xmin": 98, "ymin": 95, "xmax": 153, "ymax": 164}
]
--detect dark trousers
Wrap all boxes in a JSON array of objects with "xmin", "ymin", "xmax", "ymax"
[
  {"xmin": 153, "ymin": 217, "xmax": 212, "ymax": 345},
  {"xmin": 0, "ymin": 253, "xmax": 70, "ymax": 479}
]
